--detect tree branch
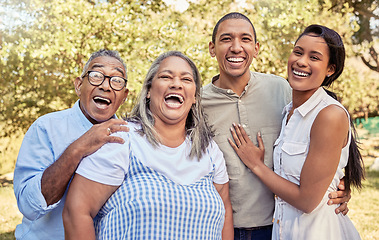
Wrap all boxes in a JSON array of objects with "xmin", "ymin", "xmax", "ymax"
[{"xmin": 360, "ymin": 56, "xmax": 379, "ymax": 72}]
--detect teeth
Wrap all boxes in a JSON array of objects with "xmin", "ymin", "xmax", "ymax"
[
  {"xmin": 165, "ymin": 94, "xmax": 183, "ymax": 103},
  {"xmin": 167, "ymin": 102, "xmax": 182, "ymax": 107},
  {"xmin": 293, "ymin": 70, "xmax": 309, "ymax": 77},
  {"xmin": 228, "ymin": 57, "xmax": 243, "ymax": 62},
  {"xmin": 94, "ymin": 96, "xmax": 111, "ymax": 104}
]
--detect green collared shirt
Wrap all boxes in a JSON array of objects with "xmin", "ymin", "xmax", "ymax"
[{"xmin": 201, "ymin": 71, "xmax": 291, "ymax": 228}]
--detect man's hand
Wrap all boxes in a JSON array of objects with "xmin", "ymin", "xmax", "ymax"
[
  {"xmin": 74, "ymin": 118, "xmax": 129, "ymax": 159},
  {"xmin": 327, "ymin": 178, "xmax": 351, "ymax": 215},
  {"xmin": 41, "ymin": 118, "xmax": 128, "ymax": 206}
]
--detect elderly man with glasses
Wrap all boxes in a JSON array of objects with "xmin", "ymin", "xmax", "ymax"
[{"xmin": 13, "ymin": 49, "xmax": 129, "ymax": 240}]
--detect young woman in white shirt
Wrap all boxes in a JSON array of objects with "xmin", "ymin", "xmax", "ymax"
[{"xmin": 229, "ymin": 25, "xmax": 364, "ymax": 240}]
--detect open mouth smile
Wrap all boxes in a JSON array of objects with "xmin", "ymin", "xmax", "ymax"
[
  {"xmin": 227, "ymin": 57, "xmax": 244, "ymax": 63},
  {"xmin": 93, "ymin": 96, "xmax": 112, "ymax": 106},
  {"xmin": 164, "ymin": 93, "xmax": 184, "ymax": 107},
  {"xmin": 293, "ymin": 69, "xmax": 310, "ymax": 77}
]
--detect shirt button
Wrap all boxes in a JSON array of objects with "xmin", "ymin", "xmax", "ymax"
[
  {"xmin": 242, "ymin": 124, "xmax": 247, "ymax": 128},
  {"xmin": 227, "ymin": 90, "xmax": 232, "ymax": 94}
]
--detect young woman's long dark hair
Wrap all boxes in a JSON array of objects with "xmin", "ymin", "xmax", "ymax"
[{"xmin": 296, "ymin": 25, "xmax": 365, "ymax": 191}]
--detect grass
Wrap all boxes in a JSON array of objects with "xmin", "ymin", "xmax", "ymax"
[
  {"xmin": 0, "ymin": 129, "xmax": 378, "ymax": 240},
  {"xmin": 0, "ymin": 132, "xmax": 23, "ymax": 176},
  {"xmin": 348, "ymin": 129, "xmax": 379, "ymax": 240},
  {"xmin": 0, "ymin": 184, "xmax": 21, "ymax": 240},
  {"xmin": 349, "ymin": 164, "xmax": 379, "ymax": 239}
]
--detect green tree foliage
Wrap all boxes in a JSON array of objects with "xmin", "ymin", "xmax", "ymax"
[
  {"xmin": 326, "ymin": 0, "xmax": 379, "ymax": 118},
  {"xmin": 0, "ymin": 0, "xmax": 378, "ymax": 139},
  {"xmin": 329, "ymin": 0, "xmax": 379, "ymax": 72},
  {"xmin": 0, "ymin": 0, "xmax": 168, "ymax": 136}
]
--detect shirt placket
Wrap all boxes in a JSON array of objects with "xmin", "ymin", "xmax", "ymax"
[
  {"xmin": 273, "ymin": 133, "xmax": 285, "ymax": 239},
  {"xmin": 237, "ymin": 97, "xmax": 250, "ymax": 134},
  {"xmin": 277, "ymin": 149, "xmax": 285, "ymax": 239}
]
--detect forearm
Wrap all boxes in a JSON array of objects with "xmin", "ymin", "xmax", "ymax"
[
  {"xmin": 252, "ymin": 163, "xmax": 321, "ymax": 213},
  {"xmin": 41, "ymin": 143, "xmax": 83, "ymax": 206},
  {"xmin": 63, "ymin": 174, "xmax": 118, "ymax": 240},
  {"xmin": 63, "ymin": 209, "xmax": 96, "ymax": 240},
  {"xmin": 230, "ymin": 117, "xmax": 343, "ymax": 214},
  {"xmin": 214, "ymin": 182, "xmax": 234, "ymax": 239},
  {"xmin": 222, "ymin": 198, "xmax": 234, "ymax": 240}
]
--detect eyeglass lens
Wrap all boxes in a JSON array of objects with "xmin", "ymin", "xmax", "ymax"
[{"xmin": 88, "ymin": 71, "xmax": 126, "ymax": 90}]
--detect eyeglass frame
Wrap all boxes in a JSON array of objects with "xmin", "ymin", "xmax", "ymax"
[{"xmin": 81, "ymin": 70, "xmax": 128, "ymax": 91}]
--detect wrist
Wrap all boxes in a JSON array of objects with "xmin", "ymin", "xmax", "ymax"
[
  {"xmin": 66, "ymin": 141, "xmax": 85, "ymax": 163},
  {"xmin": 250, "ymin": 161, "xmax": 267, "ymax": 174}
]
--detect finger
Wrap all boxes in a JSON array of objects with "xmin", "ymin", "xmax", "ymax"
[
  {"xmin": 233, "ymin": 123, "xmax": 245, "ymax": 143},
  {"xmin": 334, "ymin": 202, "xmax": 348, "ymax": 215},
  {"xmin": 108, "ymin": 118, "xmax": 128, "ymax": 125},
  {"xmin": 256, "ymin": 132, "xmax": 265, "ymax": 151},
  {"xmin": 337, "ymin": 183, "xmax": 345, "ymax": 191},
  {"xmin": 228, "ymin": 138, "xmax": 239, "ymax": 151},
  {"xmin": 338, "ymin": 177, "xmax": 345, "ymax": 191},
  {"xmin": 341, "ymin": 206, "xmax": 349, "ymax": 216},
  {"xmin": 230, "ymin": 126, "xmax": 241, "ymax": 147},
  {"xmin": 109, "ymin": 125, "xmax": 130, "ymax": 134},
  {"xmin": 239, "ymin": 124, "xmax": 250, "ymax": 144},
  {"xmin": 327, "ymin": 191, "xmax": 337, "ymax": 205},
  {"xmin": 328, "ymin": 192, "xmax": 350, "ymax": 205},
  {"xmin": 107, "ymin": 127, "xmax": 112, "ymax": 136},
  {"xmin": 119, "ymin": 125, "xmax": 130, "ymax": 132},
  {"xmin": 108, "ymin": 136, "xmax": 125, "ymax": 144},
  {"xmin": 328, "ymin": 189, "xmax": 348, "ymax": 199}
]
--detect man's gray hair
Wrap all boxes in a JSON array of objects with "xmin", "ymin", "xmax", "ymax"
[
  {"xmin": 81, "ymin": 49, "xmax": 127, "ymax": 78},
  {"xmin": 128, "ymin": 51, "xmax": 214, "ymax": 160}
]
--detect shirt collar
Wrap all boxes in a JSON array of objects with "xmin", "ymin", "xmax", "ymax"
[
  {"xmin": 210, "ymin": 72, "xmax": 253, "ymax": 96},
  {"xmin": 73, "ymin": 100, "xmax": 118, "ymax": 129},
  {"xmin": 72, "ymin": 100, "xmax": 94, "ymax": 130},
  {"xmin": 296, "ymin": 87, "xmax": 327, "ymax": 117}
]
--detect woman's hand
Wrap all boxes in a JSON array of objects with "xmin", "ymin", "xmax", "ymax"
[{"xmin": 228, "ymin": 123, "xmax": 265, "ymax": 171}]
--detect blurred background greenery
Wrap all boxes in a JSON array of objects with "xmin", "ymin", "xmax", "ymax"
[{"xmin": 1, "ymin": 0, "xmax": 378, "ymax": 239}]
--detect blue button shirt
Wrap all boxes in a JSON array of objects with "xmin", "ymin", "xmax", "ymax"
[{"xmin": 13, "ymin": 101, "xmax": 96, "ymax": 239}]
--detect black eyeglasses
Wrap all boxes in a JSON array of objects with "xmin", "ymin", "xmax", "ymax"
[{"xmin": 82, "ymin": 71, "xmax": 127, "ymax": 91}]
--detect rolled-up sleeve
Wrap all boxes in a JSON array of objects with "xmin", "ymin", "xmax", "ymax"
[{"xmin": 13, "ymin": 121, "xmax": 60, "ymax": 221}]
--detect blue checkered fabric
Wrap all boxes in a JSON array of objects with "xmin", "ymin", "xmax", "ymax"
[{"xmin": 93, "ymin": 151, "xmax": 225, "ymax": 239}]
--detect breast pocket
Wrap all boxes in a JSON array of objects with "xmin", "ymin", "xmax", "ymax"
[{"xmin": 281, "ymin": 142, "xmax": 308, "ymax": 178}]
